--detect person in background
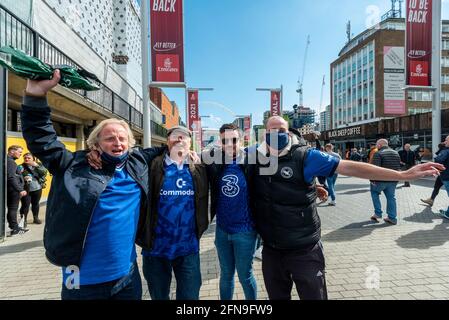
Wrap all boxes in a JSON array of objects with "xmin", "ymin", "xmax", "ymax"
[
  {"xmin": 349, "ymin": 148, "xmax": 362, "ymax": 162},
  {"xmin": 399, "ymin": 144, "xmax": 417, "ymax": 188},
  {"xmin": 421, "ymin": 143, "xmax": 447, "ymax": 207},
  {"xmin": 368, "ymin": 143, "xmax": 378, "ymax": 164},
  {"xmin": 6, "ymin": 145, "xmax": 28, "ymax": 236},
  {"xmin": 19, "ymin": 153, "xmax": 48, "ymax": 228},
  {"xmin": 370, "ymin": 139, "xmax": 401, "ymax": 225},
  {"xmin": 324, "ymin": 143, "xmax": 342, "ymax": 206},
  {"xmin": 435, "ymin": 136, "xmax": 449, "ymax": 220}
]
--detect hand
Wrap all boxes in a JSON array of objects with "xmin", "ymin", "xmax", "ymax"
[
  {"xmin": 87, "ymin": 149, "xmax": 103, "ymax": 170},
  {"xmin": 401, "ymin": 162, "xmax": 445, "ymax": 180},
  {"xmin": 316, "ymin": 186, "xmax": 328, "ymax": 202},
  {"xmin": 189, "ymin": 151, "xmax": 201, "ymax": 164},
  {"xmin": 25, "ymin": 69, "xmax": 61, "ymax": 97},
  {"xmin": 20, "ymin": 191, "xmax": 27, "ymax": 198}
]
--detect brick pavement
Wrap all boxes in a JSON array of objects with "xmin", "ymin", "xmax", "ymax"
[{"xmin": 1, "ymin": 176, "xmax": 448, "ymax": 300}]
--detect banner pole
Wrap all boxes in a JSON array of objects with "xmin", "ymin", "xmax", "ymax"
[
  {"xmin": 141, "ymin": 0, "xmax": 152, "ymax": 148},
  {"xmin": 431, "ymin": 0, "xmax": 442, "ymax": 159}
]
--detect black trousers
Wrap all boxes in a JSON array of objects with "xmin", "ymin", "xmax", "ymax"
[
  {"xmin": 431, "ymin": 177, "xmax": 444, "ymax": 200},
  {"xmin": 20, "ymin": 189, "xmax": 43, "ymax": 219},
  {"xmin": 6, "ymin": 190, "xmax": 20, "ymax": 230},
  {"xmin": 262, "ymin": 241, "xmax": 328, "ymax": 300}
]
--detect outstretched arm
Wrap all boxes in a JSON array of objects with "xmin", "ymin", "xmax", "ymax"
[{"xmin": 336, "ymin": 160, "xmax": 444, "ymax": 181}]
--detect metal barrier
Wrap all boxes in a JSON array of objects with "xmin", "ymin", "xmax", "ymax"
[{"xmin": 0, "ymin": 4, "xmax": 167, "ymax": 138}]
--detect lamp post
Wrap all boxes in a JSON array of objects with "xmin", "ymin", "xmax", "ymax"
[
  {"xmin": 256, "ymin": 86, "xmax": 284, "ymax": 115},
  {"xmin": 140, "ymin": 0, "xmax": 152, "ymax": 148}
]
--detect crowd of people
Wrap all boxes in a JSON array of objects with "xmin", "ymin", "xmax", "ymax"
[{"xmin": 8, "ymin": 71, "xmax": 447, "ymax": 301}]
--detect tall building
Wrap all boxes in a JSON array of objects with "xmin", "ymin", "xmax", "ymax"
[
  {"xmin": 319, "ymin": 105, "xmax": 331, "ymax": 132},
  {"xmin": 331, "ymin": 16, "xmax": 449, "ymax": 130},
  {"xmin": 284, "ymin": 105, "xmax": 316, "ymax": 129}
]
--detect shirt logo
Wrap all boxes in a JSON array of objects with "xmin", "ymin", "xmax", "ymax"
[
  {"xmin": 280, "ymin": 167, "xmax": 294, "ymax": 179},
  {"xmin": 221, "ymin": 175, "xmax": 240, "ymax": 198},
  {"xmin": 176, "ymin": 178, "xmax": 187, "ymax": 189}
]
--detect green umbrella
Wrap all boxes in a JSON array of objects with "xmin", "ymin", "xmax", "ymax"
[{"xmin": 0, "ymin": 46, "xmax": 100, "ymax": 91}]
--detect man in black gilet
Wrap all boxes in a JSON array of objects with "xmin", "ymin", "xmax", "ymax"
[{"xmin": 249, "ymin": 116, "xmax": 444, "ymax": 300}]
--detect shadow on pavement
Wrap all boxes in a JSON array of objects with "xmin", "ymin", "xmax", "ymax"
[
  {"xmin": 0, "ymin": 240, "xmax": 43, "ymax": 257},
  {"xmin": 396, "ymin": 220, "xmax": 449, "ymax": 249},
  {"xmin": 322, "ymin": 221, "xmax": 391, "ymax": 242},
  {"xmin": 403, "ymin": 206, "xmax": 439, "ymax": 224},
  {"xmin": 334, "ymin": 183, "xmax": 370, "ymax": 192},
  {"xmin": 338, "ymin": 189, "xmax": 370, "ymax": 196}
]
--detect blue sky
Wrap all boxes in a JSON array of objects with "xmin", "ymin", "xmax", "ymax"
[{"xmin": 156, "ymin": 0, "xmax": 449, "ymax": 128}]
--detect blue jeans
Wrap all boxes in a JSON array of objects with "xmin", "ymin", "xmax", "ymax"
[
  {"xmin": 370, "ymin": 182, "xmax": 398, "ymax": 221},
  {"xmin": 443, "ymin": 180, "xmax": 449, "ymax": 213},
  {"xmin": 326, "ymin": 174, "xmax": 338, "ymax": 201},
  {"xmin": 142, "ymin": 253, "xmax": 201, "ymax": 300},
  {"xmin": 61, "ymin": 261, "xmax": 142, "ymax": 300},
  {"xmin": 215, "ymin": 226, "xmax": 258, "ymax": 300}
]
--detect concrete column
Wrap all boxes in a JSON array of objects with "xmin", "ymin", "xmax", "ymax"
[{"xmin": 76, "ymin": 124, "xmax": 85, "ymax": 151}]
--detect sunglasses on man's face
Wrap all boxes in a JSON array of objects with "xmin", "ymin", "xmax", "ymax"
[{"xmin": 222, "ymin": 138, "xmax": 238, "ymax": 145}]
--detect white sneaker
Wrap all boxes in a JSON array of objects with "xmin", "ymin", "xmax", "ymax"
[
  {"xmin": 254, "ymin": 247, "xmax": 262, "ymax": 260},
  {"xmin": 329, "ymin": 201, "xmax": 336, "ymax": 206}
]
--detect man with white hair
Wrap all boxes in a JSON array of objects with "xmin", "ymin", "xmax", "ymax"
[
  {"xmin": 369, "ymin": 139, "xmax": 402, "ymax": 225},
  {"xmin": 20, "ymin": 70, "xmax": 165, "ymax": 300}
]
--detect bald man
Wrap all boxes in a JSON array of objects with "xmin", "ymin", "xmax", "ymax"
[{"xmin": 249, "ymin": 116, "xmax": 444, "ymax": 301}]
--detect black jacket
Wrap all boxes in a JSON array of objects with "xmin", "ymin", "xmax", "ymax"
[
  {"xmin": 250, "ymin": 137, "xmax": 324, "ymax": 250},
  {"xmin": 372, "ymin": 146, "xmax": 401, "ymax": 183},
  {"xmin": 398, "ymin": 150, "xmax": 416, "ymax": 167},
  {"xmin": 7, "ymin": 155, "xmax": 24, "ymax": 193},
  {"xmin": 21, "ymin": 96, "xmax": 164, "ymax": 267},
  {"xmin": 435, "ymin": 148, "xmax": 449, "ymax": 182}
]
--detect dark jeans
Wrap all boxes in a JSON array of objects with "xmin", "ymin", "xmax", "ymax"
[
  {"xmin": 61, "ymin": 262, "xmax": 142, "ymax": 300},
  {"xmin": 262, "ymin": 242, "xmax": 328, "ymax": 300},
  {"xmin": 20, "ymin": 189, "xmax": 43, "ymax": 220},
  {"xmin": 6, "ymin": 190, "xmax": 20, "ymax": 230},
  {"xmin": 431, "ymin": 177, "xmax": 444, "ymax": 200},
  {"xmin": 142, "ymin": 253, "xmax": 202, "ymax": 300}
]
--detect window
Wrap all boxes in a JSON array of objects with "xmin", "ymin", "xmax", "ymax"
[
  {"xmin": 443, "ymin": 25, "xmax": 449, "ymax": 33},
  {"xmin": 442, "ymin": 56, "xmax": 449, "ymax": 67},
  {"xmin": 443, "ymin": 40, "xmax": 449, "ymax": 50},
  {"xmin": 442, "ymin": 74, "xmax": 449, "ymax": 85},
  {"xmin": 442, "ymin": 91, "xmax": 449, "ymax": 102}
]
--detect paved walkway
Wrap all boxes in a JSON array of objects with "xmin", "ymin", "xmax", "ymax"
[{"xmin": 1, "ymin": 176, "xmax": 448, "ymax": 300}]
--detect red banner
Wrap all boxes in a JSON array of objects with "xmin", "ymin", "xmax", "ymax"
[
  {"xmin": 406, "ymin": 0, "xmax": 432, "ymax": 86},
  {"xmin": 187, "ymin": 90, "xmax": 199, "ymax": 132},
  {"xmin": 270, "ymin": 90, "xmax": 281, "ymax": 116},
  {"xmin": 244, "ymin": 116, "xmax": 251, "ymax": 142},
  {"xmin": 150, "ymin": 0, "xmax": 185, "ymax": 85}
]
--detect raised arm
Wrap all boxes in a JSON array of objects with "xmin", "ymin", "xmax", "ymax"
[
  {"xmin": 21, "ymin": 70, "xmax": 74, "ymax": 175},
  {"xmin": 336, "ymin": 160, "xmax": 444, "ymax": 182}
]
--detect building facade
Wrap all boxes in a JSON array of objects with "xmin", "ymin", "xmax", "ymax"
[
  {"xmin": 150, "ymin": 88, "xmax": 180, "ymax": 129},
  {"xmin": 1, "ymin": 0, "xmax": 168, "ymax": 239},
  {"xmin": 320, "ymin": 105, "xmax": 331, "ymax": 132},
  {"xmin": 331, "ymin": 18, "xmax": 449, "ymax": 130}
]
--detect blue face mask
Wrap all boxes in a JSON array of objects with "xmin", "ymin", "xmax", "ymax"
[
  {"xmin": 101, "ymin": 151, "xmax": 129, "ymax": 166},
  {"xmin": 266, "ymin": 133, "xmax": 290, "ymax": 151}
]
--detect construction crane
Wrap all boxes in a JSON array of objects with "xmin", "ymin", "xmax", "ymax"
[
  {"xmin": 319, "ymin": 75, "xmax": 325, "ymax": 116},
  {"xmin": 297, "ymin": 35, "xmax": 311, "ymax": 108}
]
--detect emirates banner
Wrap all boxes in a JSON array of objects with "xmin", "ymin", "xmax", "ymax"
[
  {"xmin": 244, "ymin": 116, "xmax": 251, "ymax": 142},
  {"xmin": 406, "ymin": 0, "xmax": 433, "ymax": 87},
  {"xmin": 270, "ymin": 90, "xmax": 281, "ymax": 116},
  {"xmin": 150, "ymin": 0, "xmax": 185, "ymax": 85}
]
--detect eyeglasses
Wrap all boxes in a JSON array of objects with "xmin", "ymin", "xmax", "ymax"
[{"xmin": 222, "ymin": 138, "xmax": 238, "ymax": 145}]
